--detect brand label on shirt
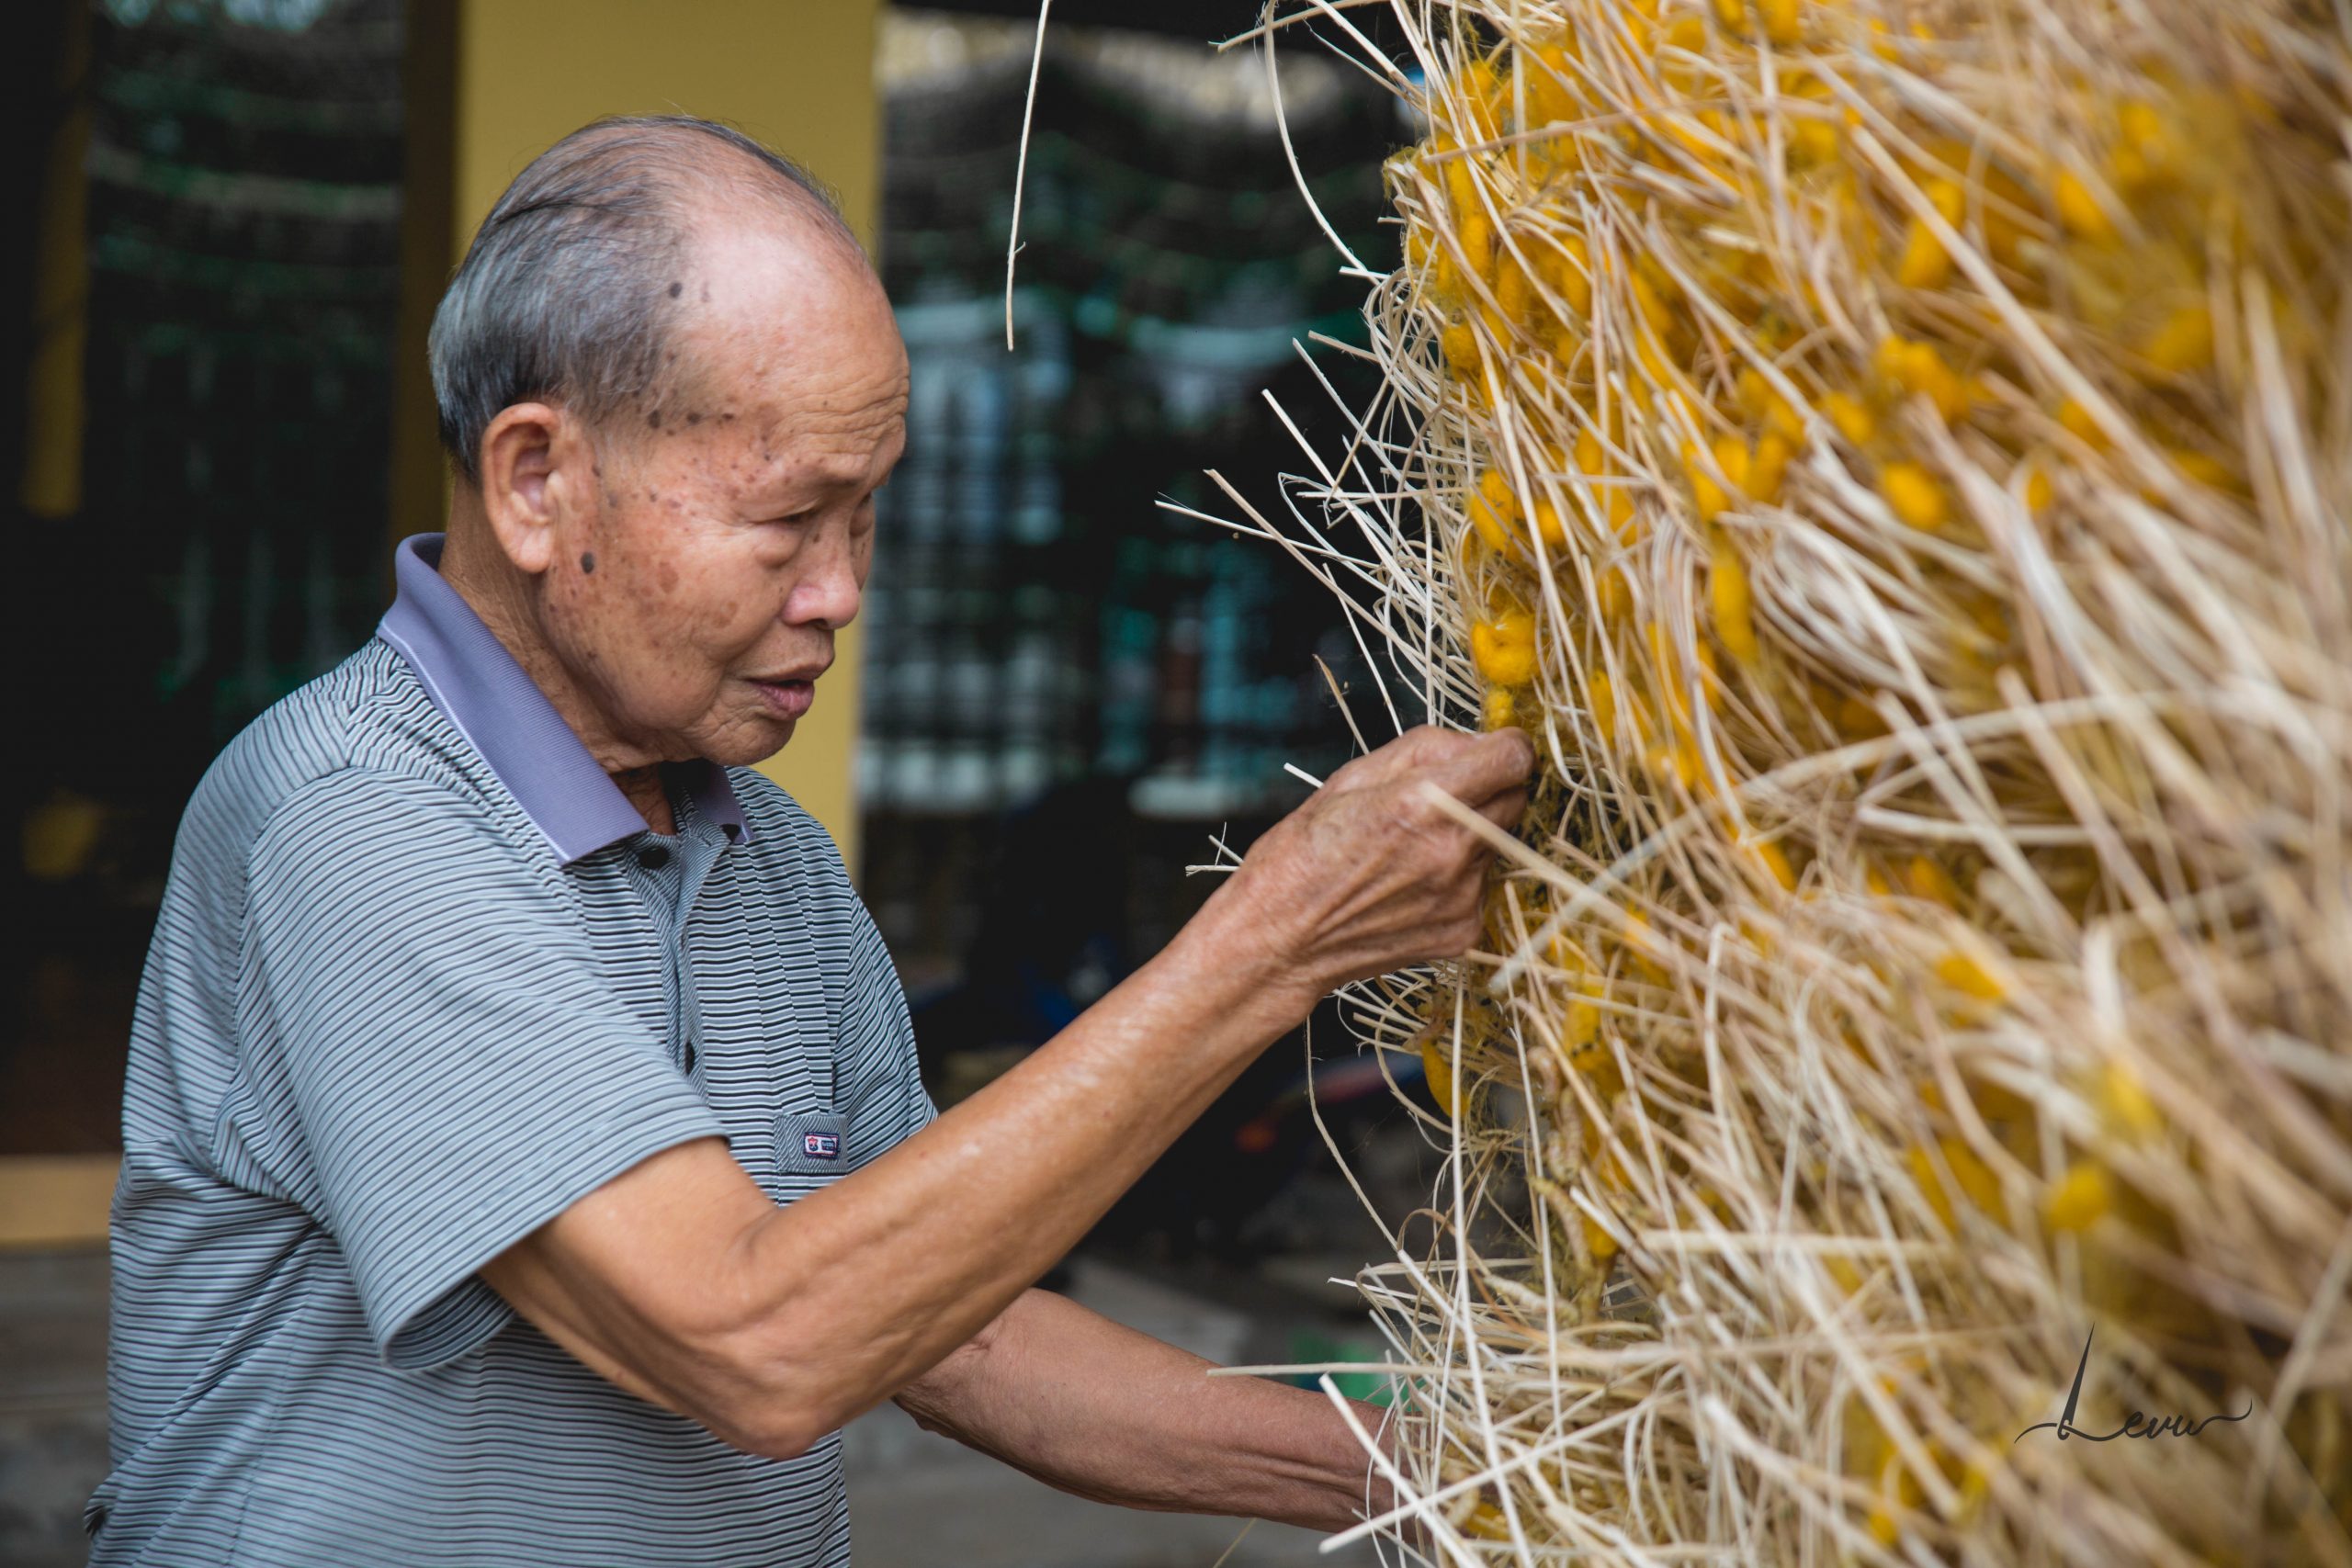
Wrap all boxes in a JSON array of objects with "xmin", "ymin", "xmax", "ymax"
[{"xmin": 774, "ymin": 1111, "xmax": 851, "ymax": 1176}]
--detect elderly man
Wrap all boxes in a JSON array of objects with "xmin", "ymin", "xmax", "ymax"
[{"xmin": 90, "ymin": 117, "xmax": 1532, "ymax": 1566}]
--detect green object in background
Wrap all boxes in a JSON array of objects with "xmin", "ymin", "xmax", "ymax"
[{"xmin": 1284, "ymin": 1329, "xmax": 1396, "ymax": 1406}]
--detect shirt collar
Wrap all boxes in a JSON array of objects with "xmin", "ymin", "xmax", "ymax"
[{"xmin": 377, "ymin": 533, "xmax": 751, "ymax": 865}]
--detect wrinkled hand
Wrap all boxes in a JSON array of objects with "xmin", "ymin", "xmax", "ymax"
[{"xmin": 1210, "ymin": 725, "xmax": 1535, "ymax": 1007}]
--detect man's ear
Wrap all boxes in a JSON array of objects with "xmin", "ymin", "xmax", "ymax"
[{"xmin": 477, "ymin": 401, "xmax": 595, "ymax": 576}]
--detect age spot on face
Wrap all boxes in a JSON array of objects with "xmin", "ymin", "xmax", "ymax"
[
  {"xmin": 668, "ymin": 280, "xmax": 684, "ymax": 299},
  {"xmin": 580, "ymin": 551, "xmax": 596, "ymax": 574}
]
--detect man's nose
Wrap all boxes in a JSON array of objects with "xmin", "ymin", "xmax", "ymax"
[{"xmin": 784, "ymin": 531, "xmax": 862, "ymax": 632}]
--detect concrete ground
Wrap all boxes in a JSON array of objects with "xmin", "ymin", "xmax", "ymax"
[{"xmin": 2, "ymin": 1247, "xmax": 1402, "ymax": 1567}]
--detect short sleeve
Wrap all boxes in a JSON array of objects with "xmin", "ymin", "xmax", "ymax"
[
  {"xmin": 837, "ymin": 897, "xmax": 939, "ymax": 1168},
  {"xmin": 241, "ymin": 773, "xmax": 725, "ymax": 1371}
]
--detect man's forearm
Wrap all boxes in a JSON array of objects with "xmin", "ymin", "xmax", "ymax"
[
  {"xmin": 723, "ymin": 892, "xmax": 1317, "ymax": 1442},
  {"xmin": 896, "ymin": 1286, "xmax": 1399, "ymax": 1534}
]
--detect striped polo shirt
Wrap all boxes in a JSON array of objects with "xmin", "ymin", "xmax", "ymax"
[{"xmin": 90, "ymin": 533, "xmax": 937, "ymax": 1566}]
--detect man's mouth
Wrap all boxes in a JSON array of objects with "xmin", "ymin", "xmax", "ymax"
[{"xmin": 750, "ymin": 677, "xmax": 817, "ymax": 720}]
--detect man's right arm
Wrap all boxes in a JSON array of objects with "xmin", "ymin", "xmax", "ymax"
[{"xmin": 479, "ymin": 724, "xmax": 1534, "ymax": 1459}]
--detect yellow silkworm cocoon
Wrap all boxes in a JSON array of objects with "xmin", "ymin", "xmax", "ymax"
[
  {"xmin": 1429, "ymin": 247, "xmax": 1462, "ymax": 307},
  {"xmin": 1917, "ymin": 1134, "xmax": 2003, "ymax": 1227},
  {"xmin": 1757, "ymin": 0, "xmax": 1800, "ymax": 46},
  {"xmin": 1623, "ymin": 909, "xmax": 1668, "ymax": 981},
  {"xmin": 1404, "ymin": 220, "xmax": 1431, "ymax": 275},
  {"xmin": 2143, "ymin": 303, "xmax": 2214, "ymax": 372},
  {"xmin": 1895, "ymin": 229, "xmax": 1946, "ymax": 292},
  {"xmin": 1539, "ymin": 312, "xmax": 1579, "ymax": 363},
  {"xmin": 1421, "ymin": 1036, "xmax": 1458, "ymax": 1118},
  {"xmin": 1791, "ymin": 113, "xmax": 1839, "ymax": 166},
  {"xmin": 1595, "ymin": 565, "xmax": 1632, "ymax": 622},
  {"xmin": 1442, "ymin": 321, "xmax": 1482, "ymax": 384},
  {"xmin": 1472, "ymin": 608, "xmax": 1539, "ymax": 685},
  {"xmin": 1905, "ymin": 855, "xmax": 1962, "ymax": 907},
  {"xmin": 1632, "ymin": 270, "xmax": 1679, "ymax": 337},
  {"xmin": 1822, "ymin": 390, "xmax": 1874, "ymax": 446},
  {"xmin": 1748, "ymin": 838, "xmax": 1797, "ymax": 892},
  {"xmin": 1880, "ymin": 336, "xmax": 1967, "ymax": 421},
  {"xmin": 1669, "ymin": 741, "xmax": 1705, "ymax": 792},
  {"xmin": 1750, "ymin": 432, "xmax": 1791, "ymax": 503},
  {"xmin": 1737, "ymin": 368, "xmax": 1805, "ymax": 444},
  {"xmin": 1545, "ymin": 233, "xmax": 1594, "ymax": 316},
  {"xmin": 1457, "ymin": 209, "xmax": 1496, "ymax": 281},
  {"xmin": 1544, "ymin": 930, "xmax": 1584, "ymax": 976},
  {"xmin": 1496, "ymin": 249, "xmax": 1535, "ymax": 329},
  {"xmin": 1524, "ymin": 40, "xmax": 1579, "ymax": 130},
  {"xmin": 2022, "ymin": 464, "xmax": 2054, "ymax": 514},
  {"xmin": 1684, "ymin": 442, "xmax": 1732, "ymax": 521},
  {"xmin": 2056, "ymin": 397, "xmax": 2111, "ymax": 450},
  {"xmin": 1461, "ymin": 57, "xmax": 1504, "ymax": 141},
  {"xmin": 2168, "ymin": 447, "xmax": 2233, "ymax": 491},
  {"xmin": 1710, "ymin": 534, "xmax": 1759, "ymax": 666},
  {"xmin": 2113, "ymin": 97, "xmax": 2180, "ymax": 188},
  {"xmin": 1936, "ymin": 947, "xmax": 2007, "ymax": 1001},
  {"xmin": 1588, "ymin": 671, "xmax": 1617, "ymax": 739},
  {"xmin": 1881, "ymin": 461, "xmax": 1948, "ymax": 531},
  {"xmin": 1466, "ymin": 467, "xmax": 1521, "ymax": 556},
  {"xmin": 2100, "ymin": 1059, "xmax": 2162, "ymax": 1141},
  {"xmin": 1532, "ymin": 498, "xmax": 1566, "ymax": 548},
  {"xmin": 1907, "ymin": 1144, "xmax": 1955, "ymax": 1229},
  {"xmin": 1440, "ymin": 148, "xmax": 1478, "ymax": 223},
  {"xmin": 1895, "ymin": 179, "xmax": 1965, "ymax": 288},
  {"xmin": 1582, "ymin": 1207, "xmax": 1621, "ymax": 1260},
  {"xmin": 1605, "ymin": 485, "xmax": 1636, "ymax": 536},
  {"xmin": 2044, "ymin": 1161, "xmax": 2112, "ymax": 1233},
  {"xmin": 1713, "ymin": 434, "xmax": 1752, "ymax": 496},
  {"xmin": 1575, "ymin": 425, "xmax": 1606, "ymax": 476},
  {"xmin": 2053, "ymin": 166, "xmax": 2116, "ymax": 242},
  {"xmin": 1481, "ymin": 685, "xmax": 1519, "ymax": 731}
]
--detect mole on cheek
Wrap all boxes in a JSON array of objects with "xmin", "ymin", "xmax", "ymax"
[
  {"xmin": 580, "ymin": 551, "xmax": 596, "ymax": 574},
  {"xmin": 669, "ymin": 280, "xmax": 684, "ymax": 299}
]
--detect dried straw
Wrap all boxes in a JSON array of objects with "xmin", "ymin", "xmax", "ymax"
[{"xmin": 1199, "ymin": 0, "xmax": 2352, "ymax": 1560}]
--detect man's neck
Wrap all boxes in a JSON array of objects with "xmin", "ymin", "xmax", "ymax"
[{"xmin": 436, "ymin": 508, "xmax": 675, "ymax": 836}]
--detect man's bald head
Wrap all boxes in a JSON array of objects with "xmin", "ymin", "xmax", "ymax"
[{"xmin": 428, "ymin": 115, "xmax": 869, "ymax": 485}]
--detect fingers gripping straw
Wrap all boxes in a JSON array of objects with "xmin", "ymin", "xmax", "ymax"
[{"xmin": 1206, "ymin": 0, "xmax": 2352, "ymax": 1559}]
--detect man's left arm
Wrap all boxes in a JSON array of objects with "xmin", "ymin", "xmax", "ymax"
[{"xmin": 891, "ymin": 1285, "xmax": 1401, "ymax": 1534}]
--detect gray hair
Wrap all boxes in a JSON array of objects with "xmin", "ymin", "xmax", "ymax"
[{"xmin": 428, "ymin": 114, "xmax": 864, "ymax": 484}]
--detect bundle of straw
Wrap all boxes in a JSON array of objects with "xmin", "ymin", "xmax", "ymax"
[{"xmin": 1208, "ymin": 0, "xmax": 2352, "ymax": 1559}]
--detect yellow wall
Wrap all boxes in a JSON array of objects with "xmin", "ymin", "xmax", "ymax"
[{"xmin": 445, "ymin": 0, "xmax": 881, "ymax": 874}]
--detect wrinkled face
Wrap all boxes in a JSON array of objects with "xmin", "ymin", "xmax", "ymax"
[{"xmin": 536, "ymin": 215, "xmax": 908, "ymax": 769}]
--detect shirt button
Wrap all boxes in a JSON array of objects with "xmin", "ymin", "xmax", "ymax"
[{"xmin": 638, "ymin": 845, "xmax": 672, "ymax": 870}]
